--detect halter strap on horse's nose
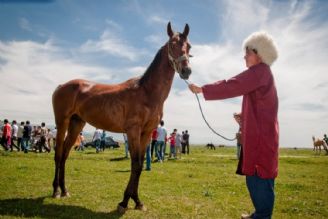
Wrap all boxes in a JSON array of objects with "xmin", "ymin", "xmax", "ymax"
[
  {"xmin": 167, "ymin": 42, "xmax": 190, "ymax": 73},
  {"xmin": 177, "ymin": 55, "xmax": 189, "ymax": 62}
]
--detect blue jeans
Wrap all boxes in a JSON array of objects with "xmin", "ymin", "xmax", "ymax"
[
  {"xmin": 145, "ymin": 144, "xmax": 151, "ymax": 170},
  {"xmin": 77, "ymin": 142, "xmax": 84, "ymax": 151},
  {"xmin": 22, "ymin": 137, "xmax": 30, "ymax": 152},
  {"xmin": 94, "ymin": 139, "xmax": 101, "ymax": 152},
  {"xmin": 246, "ymin": 175, "xmax": 275, "ymax": 219},
  {"xmin": 124, "ymin": 141, "xmax": 129, "ymax": 158},
  {"xmin": 156, "ymin": 141, "xmax": 165, "ymax": 161},
  {"xmin": 170, "ymin": 144, "xmax": 175, "ymax": 157}
]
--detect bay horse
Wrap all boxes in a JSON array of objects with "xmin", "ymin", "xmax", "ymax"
[{"xmin": 51, "ymin": 22, "xmax": 192, "ymax": 213}]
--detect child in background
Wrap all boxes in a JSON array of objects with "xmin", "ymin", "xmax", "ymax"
[{"xmin": 168, "ymin": 129, "xmax": 177, "ymax": 159}]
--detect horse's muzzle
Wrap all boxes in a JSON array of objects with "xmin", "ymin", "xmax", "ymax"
[{"xmin": 179, "ymin": 67, "xmax": 192, "ymax": 79}]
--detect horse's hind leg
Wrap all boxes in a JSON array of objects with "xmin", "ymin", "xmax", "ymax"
[
  {"xmin": 52, "ymin": 118, "xmax": 70, "ymax": 198},
  {"xmin": 59, "ymin": 115, "xmax": 86, "ymax": 197}
]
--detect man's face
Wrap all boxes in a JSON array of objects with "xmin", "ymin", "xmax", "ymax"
[{"xmin": 244, "ymin": 48, "xmax": 262, "ymax": 68}]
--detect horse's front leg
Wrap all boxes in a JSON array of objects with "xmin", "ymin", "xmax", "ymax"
[
  {"xmin": 130, "ymin": 155, "xmax": 146, "ymax": 210},
  {"xmin": 117, "ymin": 130, "xmax": 148, "ymax": 213},
  {"xmin": 118, "ymin": 157, "xmax": 145, "ymax": 210}
]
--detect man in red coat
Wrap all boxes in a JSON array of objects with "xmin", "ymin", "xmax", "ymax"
[
  {"xmin": 189, "ymin": 31, "xmax": 278, "ymax": 219},
  {"xmin": 1, "ymin": 119, "xmax": 12, "ymax": 151}
]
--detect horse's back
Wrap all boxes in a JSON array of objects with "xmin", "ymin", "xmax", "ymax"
[{"xmin": 52, "ymin": 78, "xmax": 138, "ymax": 124}]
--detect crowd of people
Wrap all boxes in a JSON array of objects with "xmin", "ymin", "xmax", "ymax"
[
  {"xmin": 121, "ymin": 120, "xmax": 191, "ymax": 171},
  {"xmin": 1, "ymin": 118, "xmax": 191, "ymax": 163},
  {"xmin": 150, "ymin": 120, "xmax": 190, "ymax": 163},
  {"xmin": 0, "ymin": 119, "xmax": 57, "ymax": 153}
]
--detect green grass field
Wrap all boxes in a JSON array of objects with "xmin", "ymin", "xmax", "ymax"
[{"xmin": 0, "ymin": 146, "xmax": 327, "ymax": 219}]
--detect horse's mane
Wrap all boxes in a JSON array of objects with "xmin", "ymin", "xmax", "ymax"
[{"xmin": 138, "ymin": 46, "xmax": 165, "ymax": 86}]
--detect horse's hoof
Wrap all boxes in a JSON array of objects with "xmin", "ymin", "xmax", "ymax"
[
  {"xmin": 135, "ymin": 203, "xmax": 147, "ymax": 211},
  {"xmin": 61, "ymin": 191, "xmax": 70, "ymax": 198},
  {"xmin": 117, "ymin": 204, "xmax": 128, "ymax": 214},
  {"xmin": 52, "ymin": 192, "xmax": 61, "ymax": 199}
]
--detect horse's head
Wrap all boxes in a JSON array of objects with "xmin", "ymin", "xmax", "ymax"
[{"xmin": 167, "ymin": 22, "xmax": 192, "ymax": 80}]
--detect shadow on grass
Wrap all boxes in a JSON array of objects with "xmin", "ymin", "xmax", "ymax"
[
  {"xmin": 84, "ymin": 151, "xmax": 98, "ymax": 154},
  {"xmin": 114, "ymin": 169, "xmax": 131, "ymax": 173},
  {"xmin": 110, "ymin": 156, "xmax": 129, "ymax": 162},
  {"xmin": 0, "ymin": 196, "xmax": 123, "ymax": 219}
]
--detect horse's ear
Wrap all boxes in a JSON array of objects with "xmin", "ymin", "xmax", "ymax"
[
  {"xmin": 167, "ymin": 22, "xmax": 174, "ymax": 38},
  {"xmin": 183, "ymin": 23, "xmax": 189, "ymax": 37}
]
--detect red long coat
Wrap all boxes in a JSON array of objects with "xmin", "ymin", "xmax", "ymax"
[
  {"xmin": 202, "ymin": 63, "xmax": 279, "ymax": 179},
  {"xmin": 2, "ymin": 123, "xmax": 11, "ymax": 138}
]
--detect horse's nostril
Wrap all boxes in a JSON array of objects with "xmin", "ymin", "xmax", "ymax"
[
  {"xmin": 183, "ymin": 67, "xmax": 192, "ymax": 75},
  {"xmin": 180, "ymin": 67, "xmax": 192, "ymax": 79}
]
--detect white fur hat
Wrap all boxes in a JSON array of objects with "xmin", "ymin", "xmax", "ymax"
[{"xmin": 243, "ymin": 31, "xmax": 278, "ymax": 66}]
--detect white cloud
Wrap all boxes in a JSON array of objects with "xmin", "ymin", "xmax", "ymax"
[
  {"xmin": 80, "ymin": 28, "xmax": 150, "ymax": 61},
  {"xmin": 190, "ymin": 43, "xmax": 244, "ymax": 84},
  {"xmin": 149, "ymin": 15, "xmax": 168, "ymax": 25},
  {"xmin": 144, "ymin": 34, "xmax": 166, "ymax": 48},
  {"xmin": 220, "ymin": 0, "xmax": 270, "ymax": 40},
  {"xmin": 0, "ymin": 40, "xmax": 112, "ymax": 125},
  {"xmin": 127, "ymin": 66, "xmax": 147, "ymax": 77}
]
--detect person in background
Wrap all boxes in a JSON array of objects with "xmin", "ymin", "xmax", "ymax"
[
  {"xmin": 183, "ymin": 130, "xmax": 190, "ymax": 154},
  {"xmin": 10, "ymin": 120, "xmax": 19, "ymax": 151},
  {"xmin": 1, "ymin": 119, "xmax": 11, "ymax": 151},
  {"xmin": 323, "ymin": 134, "xmax": 328, "ymax": 145},
  {"xmin": 47, "ymin": 129, "xmax": 52, "ymax": 151},
  {"xmin": 92, "ymin": 129, "xmax": 102, "ymax": 153},
  {"xmin": 168, "ymin": 129, "xmax": 177, "ymax": 159},
  {"xmin": 22, "ymin": 120, "xmax": 32, "ymax": 153},
  {"xmin": 155, "ymin": 120, "xmax": 167, "ymax": 162},
  {"xmin": 73, "ymin": 132, "xmax": 81, "ymax": 150},
  {"xmin": 51, "ymin": 127, "xmax": 57, "ymax": 148},
  {"xmin": 17, "ymin": 121, "xmax": 25, "ymax": 151},
  {"xmin": 77, "ymin": 132, "xmax": 85, "ymax": 151},
  {"xmin": 39, "ymin": 122, "xmax": 50, "ymax": 152},
  {"xmin": 32, "ymin": 126, "xmax": 42, "ymax": 152},
  {"xmin": 188, "ymin": 31, "xmax": 279, "ymax": 219},
  {"xmin": 181, "ymin": 131, "xmax": 186, "ymax": 153},
  {"xmin": 175, "ymin": 129, "xmax": 182, "ymax": 159},
  {"xmin": 150, "ymin": 128, "xmax": 158, "ymax": 161},
  {"xmin": 234, "ymin": 113, "xmax": 242, "ymax": 159},
  {"xmin": 123, "ymin": 133, "xmax": 129, "ymax": 158},
  {"xmin": 100, "ymin": 130, "xmax": 106, "ymax": 151},
  {"xmin": 321, "ymin": 134, "xmax": 328, "ymax": 154},
  {"xmin": 145, "ymin": 134, "xmax": 152, "ymax": 171}
]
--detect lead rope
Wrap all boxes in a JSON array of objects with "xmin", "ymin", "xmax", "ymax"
[{"xmin": 183, "ymin": 79, "xmax": 237, "ymax": 141}]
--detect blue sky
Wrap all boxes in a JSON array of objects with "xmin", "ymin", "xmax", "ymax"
[{"xmin": 1, "ymin": 0, "xmax": 328, "ymax": 147}]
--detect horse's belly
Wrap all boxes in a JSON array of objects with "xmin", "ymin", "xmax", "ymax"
[{"xmin": 78, "ymin": 102, "xmax": 125, "ymax": 132}]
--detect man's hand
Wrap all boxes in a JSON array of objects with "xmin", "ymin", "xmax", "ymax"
[{"xmin": 188, "ymin": 84, "xmax": 203, "ymax": 94}]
